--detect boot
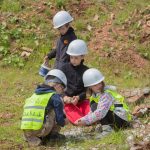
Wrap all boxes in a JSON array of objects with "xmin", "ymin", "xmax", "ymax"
[
  {"xmin": 47, "ymin": 132, "xmax": 66, "ymax": 140},
  {"xmin": 95, "ymin": 125, "xmax": 113, "ymax": 139},
  {"xmin": 27, "ymin": 137, "xmax": 42, "ymax": 147}
]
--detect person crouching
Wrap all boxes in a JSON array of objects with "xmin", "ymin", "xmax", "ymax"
[{"xmin": 21, "ymin": 69, "xmax": 68, "ymax": 146}]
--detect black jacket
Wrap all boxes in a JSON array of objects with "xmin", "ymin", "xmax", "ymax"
[
  {"xmin": 47, "ymin": 27, "xmax": 77, "ymax": 69},
  {"xmin": 60, "ymin": 61, "xmax": 89, "ymax": 101}
]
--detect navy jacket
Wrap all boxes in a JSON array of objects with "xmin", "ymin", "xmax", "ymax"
[
  {"xmin": 47, "ymin": 27, "xmax": 77, "ymax": 69},
  {"xmin": 35, "ymin": 84, "xmax": 65, "ymax": 127},
  {"xmin": 60, "ymin": 61, "xmax": 89, "ymax": 101}
]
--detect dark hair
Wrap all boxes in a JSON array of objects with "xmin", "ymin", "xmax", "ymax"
[
  {"xmin": 65, "ymin": 23, "xmax": 70, "ymax": 27},
  {"xmin": 101, "ymin": 81, "xmax": 105, "ymax": 93}
]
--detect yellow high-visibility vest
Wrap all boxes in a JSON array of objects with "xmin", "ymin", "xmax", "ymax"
[
  {"xmin": 21, "ymin": 92, "xmax": 55, "ymax": 130},
  {"xmin": 90, "ymin": 89, "xmax": 132, "ymax": 121}
]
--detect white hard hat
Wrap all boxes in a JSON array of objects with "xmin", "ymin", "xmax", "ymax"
[
  {"xmin": 83, "ymin": 68, "xmax": 105, "ymax": 87},
  {"xmin": 45, "ymin": 69, "xmax": 67, "ymax": 86},
  {"xmin": 66, "ymin": 39, "xmax": 88, "ymax": 56},
  {"xmin": 53, "ymin": 11, "xmax": 73, "ymax": 29}
]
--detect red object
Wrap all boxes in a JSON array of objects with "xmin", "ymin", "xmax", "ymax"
[{"xmin": 64, "ymin": 100, "xmax": 90, "ymax": 124}]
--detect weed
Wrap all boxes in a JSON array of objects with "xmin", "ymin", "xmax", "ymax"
[
  {"xmin": 1, "ymin": 0, "xmax": 21, "ymax": 12},
  {"xmin": 2, "ymin": 54, "xmax": 25, "ymax": 68},
  {"xmin": 56, "ymin": 0, "xmax": 66, "ymax": 9},
  {"xmin": 75, "ymin": 20, "xmax": 86, "ymax": 31}
]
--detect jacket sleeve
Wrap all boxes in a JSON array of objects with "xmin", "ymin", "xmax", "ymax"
[
  {"xmin": 80, "ymin": 93, "xmax": 114, "ymax": 125},
  {"xmin": 49, "ymin": 94, "xmax": 65, "ymax": 127},
  {"xmin": 47, "ymin": 48, "xmax": 56, "ymax": 60},
  {"xmin": 78, "ymin": 91, "xmax": 86, "ymax": 101}
]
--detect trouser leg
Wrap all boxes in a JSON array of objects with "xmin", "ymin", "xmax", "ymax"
[
  {"xmin": 100, "ymin": 110, "xmax": 130, "ymax": 129},
  {"xmin": 23, "ymin": 109, "xmax": 56, "ymax": 146}
]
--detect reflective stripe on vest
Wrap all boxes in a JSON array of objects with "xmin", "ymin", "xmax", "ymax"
[
  {"xmin": 21, "ymin": 92, "xmax": 55, "ymax": 130},
  {"xmin": 90, "ymin": 90, "xmax": 132, "ymax": 121}
]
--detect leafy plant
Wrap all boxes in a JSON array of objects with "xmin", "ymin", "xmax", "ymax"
[
  {"xmin": 0, "ymin": 25, "xmax": 10, "ymax": 56},
  {"xmin": 75, "ymin": 20, "xmax": 86, "ymax": 31},
  {"xmin": 2, "ymin": 55, "xmax": 25, "ymax": 68},
  {"xmin": 56, "ymin": 0, "xmax": 66, "ymax": 9},
  {"xmin": 1, "ymin": 0, "xmax": 21, "ymax": 12},
  {"xmin": 10, "ymin": 28, "xmax": 23, "ymax": 39},
  {"xmin": 0, "ymin": 46, "xmax": 9, "ymax": 56},
  {"xmin": 124, "ymin": 71, "xmax": 133, "ymax": 79}
]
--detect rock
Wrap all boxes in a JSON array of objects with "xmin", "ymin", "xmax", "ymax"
[
  {"xmin": 143, "ymin": 136, "xmax": 150, "ymax": 142},
  {"xmin": 129, "ymin": 34, "xmax": 136, "ymax": 40},
  {"xmin": 132, "ymin": 141, "xmax": 150, "ymax": 150},
  {"xmin": 127, "ymin": 135, "xmax": 134, "ymax": 146},
  {"xmin": 114, "ymin": 69, "xmax": 120, "ymax": 76},
  {"xmin": 120, "ymin": 88, "xmax": 150, "ymax": 103},
  {"xmin": 131, "ymin": 121, "xmax": 141, "ymax": 129},
  {"xmin": 87, "ymin": 25, "xmax": 92, "ymax": 31},
  {"xmin": 93, "ymin": 14, "xmax": 99, "ymax": 21},
  {"xmin": 21, "ymin": 47, "xmax": 33, "ymax": 53},
  {"xmin": 146, "ymin": 20, "xmax": 150, "ymax": 27},
  {"xmin": 21, "ymin": 51, "xmax": 31, "ymax": 58},
  {"xmin": 127, "ymin": 94, "xmax": 144, "ymax": 103},
  {"xmin": 130, "ymin": 145, "xmax": 142, "ymax": 150},
  {"xmin": 110, "ymin": 13, "xmax": 115, "ymax": 20},
  {"xmin": 132, "ymin": 105, "xmax": 149, "ymax": 117},
  {"xmin": 137, "ymin": 20, "xmax": 142, "ymax": 28},
  {"xmin": 142, "ymin": 87, "xmax": 150, "ymax": 95}
]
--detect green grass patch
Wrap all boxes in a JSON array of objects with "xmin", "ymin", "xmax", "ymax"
[
  {"xmin": 86, "ymin": 50, "xmax": 150, "ymax": 88},
  {"xmin": 64, "ymin": 130, "xmax": 128, "ymax": 150},
  {"xmin": 136, "ymin": 44, "xmax": 150, "ymax": 60},
  {"xmin": 1, "ymin": 0, "xmax": 22, "ymax": 13},
  {"xmin": 0, "ymin": 0, "xmax": 150, "ymax": 149},
  {"xmin": 74, "ymin": 19, "xmax": 87, "ymax": 31},
  {"xmin": 114, "ymin": 0, "xmax": 150, "ymax": 25},
  {"xmin": 56, "ymin": 0, "xmax": 67, "ymax": 9}
]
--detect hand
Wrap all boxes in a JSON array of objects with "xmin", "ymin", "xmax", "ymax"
[
  {"xmin": 74, "ymin": 119, "xmax": 86, "ymax": 126},
  {"xmin": 64, "ymin": 118, "xmax": 69, "ymax": 125},
  {"xmin": 44, "ymin": 55, "xmax": 49, "ymax": 60},
  {"xmin": 44, "ymin": 56, "xmax": 49, "ymax": 64},
  {"xmin": 63, "ymin": 96, "xmax": 73, "ymax": 104},
  {"xmin": 72, "ymin": 96, "xmax": 79, "ymax": 105}
]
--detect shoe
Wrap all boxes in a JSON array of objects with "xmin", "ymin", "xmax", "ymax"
[
  {"xmin": 95, "ymin": 125, "xmax": 113, "ymax": 139},
  {"xmin": 95, "ymin": 124, "xmax": 103, "ymax": 132},
  {"xmin": 27, "ymin": 137, "xmax": 42, "ymax": 146},
  {"xmin": 48, "ymin": 132, "xmax": 66, "ymax": 140}
]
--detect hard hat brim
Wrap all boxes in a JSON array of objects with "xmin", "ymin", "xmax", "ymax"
[
  {"xmin": 84, "ymin": 77, "xmax": 105, "ymax": 87},
  {"xmin": 54, "ymin": 18, "xmax": 73, "ymax": 29}
]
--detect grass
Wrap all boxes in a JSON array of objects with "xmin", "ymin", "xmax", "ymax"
[
  {"xmin": 136, "ymin": 44, "xmax": 150, "ymax": 60},
  {"xmin": 0, "ymin": 0, "xmax": 150, "ymax": 149},
  {"xmin": 59, "ymin": 130, "xmax": 129, "ymax": 150},
  {"xmin": 114, "ymin": 0, "xmax": 150, "ymax": 25},
  {"xmin": 0, "ymin": 63, "xmax": 43, "ymax": 148},
  {"xmin": 74, "ymin": 19, "xmax": 87, "ymax": 31},
  {"xmin": 56, "ymin": 0, "xmax": 67, "ymax": 9},
  {"xmin": 0, "ymin": 0, "xmax": 22, "ymax": 13},
  {"xmin": 86, "ymin": 51, "xmax": 150, "ymax": 89}
]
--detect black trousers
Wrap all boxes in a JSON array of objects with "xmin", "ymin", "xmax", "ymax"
[
  {"xmin": 91, "ymin": 102, "xmax": 130, "ymax": 129},
  {"xmin": 100, "ymin": 110, "xmax": 130, "ymax": 129}
]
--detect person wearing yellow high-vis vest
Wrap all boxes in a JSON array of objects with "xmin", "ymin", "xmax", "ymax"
[
  {"xmin": 21, "ymin": 69, "xmax": 68, "ymax": 146},
  {"xmin": 75, "ymin": 68, "xmax": 132, "ymax": 138}
]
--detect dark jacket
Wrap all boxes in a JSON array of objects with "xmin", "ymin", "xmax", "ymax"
[
  {"xmin": 35, "ymin": 84, "xmax": 65, "ymax": 127},
  {"xmin": 47, "ymin": 27, "xmax": 77, "ymax": 69},
  {"xmin": 60, "ymin": 61, "xmax": 89, "ymax": 101}
]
